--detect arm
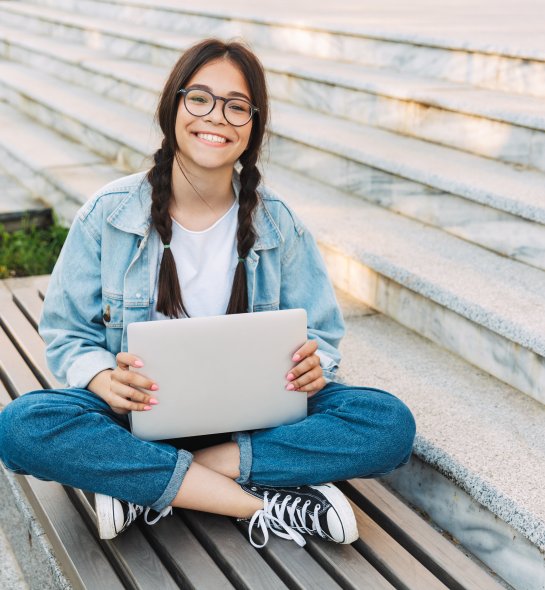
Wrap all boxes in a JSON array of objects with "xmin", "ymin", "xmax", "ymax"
[
  {"xmin": 38, "ymin": 207, "xmax": 117, "ymax": 389},
  {"xmin": 279, "ymin": 209, "xmax": 345, "ymax": 384}
]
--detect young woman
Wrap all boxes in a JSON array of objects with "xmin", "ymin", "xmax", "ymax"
[{"xmin": 0, "ymin": 38, "xmax": 416, "ymax": 548}]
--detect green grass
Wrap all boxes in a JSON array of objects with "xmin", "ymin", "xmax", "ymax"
[{"xmin": 0, "ymin": 212, "xmax": 69, "ymax": 279}]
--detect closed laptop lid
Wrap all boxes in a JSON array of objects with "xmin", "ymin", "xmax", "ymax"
[{"xmin": 127, "ymin": 308, "xmax": 308, "ymax": 441}]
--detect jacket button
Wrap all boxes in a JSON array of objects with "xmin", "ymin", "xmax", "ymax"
[{"xmin": 103, "ymin": 304, "xmax": 111, "ymax": 323}]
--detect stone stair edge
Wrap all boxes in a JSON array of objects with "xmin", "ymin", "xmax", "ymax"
[
  {"xmin": 338, "ymin": 303, "xmax": 545, "ymax": 553},
  {"xmin": 1, "ymin": 91, "xmax": 545, "ymax": 361},
  {"xmin": 2, "ymin": 58, "xmax": 545, "ymax": 228},
  {"xmin": 2, "ymin": 91, "xmax": 545, "ymax": 554},
  {"xmin": 2, "ymin": 22, "xmax": 545, "ymax": 134},
  {"xmin": 23, "ymin": 0, "xmax": 545, "ymax": 63}
]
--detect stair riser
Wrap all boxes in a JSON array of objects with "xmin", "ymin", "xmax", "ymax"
[
  {"xmin": 268, "ymin": 70, "xmax": 545, "ymax": 173},
  {"xmin": 0, "ymin": 9, "xmax": 182, "ymax": 67},
  {"xmin": 269, "ymin": 134, "xmax": 545, "ymax": 271},
  {"xmin": 0, "ymin": 39, "xmax": 162, "ymax": 113},
  {"xmin": 0, "ymin": 144, "xmax": 83, "ymax": 225},
  {"xmin": 382, "ymin": 455, "xmax": 545, "ymax": 590},
  {"xmin": 3, "ymin": 32, "xmax": 544, "ymax": 175},
  {"xmin": 319, "ymin": 242, "xmax": 545, "ymax": 407},
  {"xmin": 4, "ymin": 68, "xmax": 545, "ymax": 272},
  {"xmin": 0, "ymin": 82, "xmax": 153, "ymax": 173},
  {"xmin": 27, "ymin": 0, "xmax": 545, "ymax": 98}
]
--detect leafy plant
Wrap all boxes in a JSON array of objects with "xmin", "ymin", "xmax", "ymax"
[{"xmin": 0, "ymin": 212, "xmax": 69, "ymax": 279}]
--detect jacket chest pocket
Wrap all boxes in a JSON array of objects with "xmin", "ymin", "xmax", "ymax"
[{"xmin": 102, "ymin": 293, "xmax": 124, "ymax": 329}]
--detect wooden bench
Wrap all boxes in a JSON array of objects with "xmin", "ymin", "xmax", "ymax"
[{"xmin": 0, "ymin": 275, "xmax": 507, "ymax": 590}]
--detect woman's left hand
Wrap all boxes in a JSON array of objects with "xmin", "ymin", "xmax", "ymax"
[{"xmin": 286, "ymin": 339, "xmax": 326, "ymax": 398}]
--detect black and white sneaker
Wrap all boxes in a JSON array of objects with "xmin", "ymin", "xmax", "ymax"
[
  {"xmin": 239, "ymin": 482, "xmax": 359, "ymax": 548},
  {"xmin": 95, "ymin": 493, "xmax": 173, "ymax": 540}
]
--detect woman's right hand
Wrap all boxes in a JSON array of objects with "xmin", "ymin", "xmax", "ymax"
[{"xmin": 104, "ymin": 353, "xmax": 160, "ymax": 415}]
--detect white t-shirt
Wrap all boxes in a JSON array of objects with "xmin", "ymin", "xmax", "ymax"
[{"xmin": 151, "ymin": 198, "xmax": 239, "ymax": 319}]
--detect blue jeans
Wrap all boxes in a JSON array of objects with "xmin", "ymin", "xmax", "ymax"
[{"xmin": 0, "ymin": 382, "xmax": 416, "ymax": 512}]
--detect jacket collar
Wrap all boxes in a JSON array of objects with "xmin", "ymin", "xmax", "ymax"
[{"xmin": 107, "ymin": 170, "xmax": 283, "ymax": 251}]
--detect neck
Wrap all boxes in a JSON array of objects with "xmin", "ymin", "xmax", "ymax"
[{"xmin": 170, "ymin": 156, "xmax": 235, "ymax": 215}]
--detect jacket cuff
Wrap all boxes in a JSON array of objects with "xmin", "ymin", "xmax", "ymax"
[
  {"xmin": 66, "ymin": 349, "xmax": 117, "ymax": 389},
  {"xmin": 316, "ymin": 349, "xmax": 339, "ymax": 384}
]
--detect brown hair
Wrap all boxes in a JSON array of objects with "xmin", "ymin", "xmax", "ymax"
[{"xmin": 148, "ymin": 38, "xmax": 269, "ymax": 318}]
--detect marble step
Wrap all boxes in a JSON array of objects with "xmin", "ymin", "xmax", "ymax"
[
  {"xmin": 0, "ymin": 170, "xmax": 51, "ymax": 232},
  {"xmin": 2, "ymin": 23, "xmax": 545, "ymax": 174},
  {"xmin": 0, "ymin": 102, "xmax": 122, "ymax": 225},
  {"xmin": 1, "ymin": 57, "xmax": 545, "ymax": 275},
  {"xmin": 263, "ymin": 163, "xmax": 545, "ymax": 408},
  {"xmin": 24, "ymin": 0, "xmax": 545, "ymax": 99},
  {"xmin": 336, "ymin": 290, "xmax": 545, "ymax": 590},
  {"xmin": 2, "ymin": 62, "xmax": 545, "ymax": 405}
]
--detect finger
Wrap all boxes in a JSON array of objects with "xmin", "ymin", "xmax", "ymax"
[
  {"xmin": 297, "ymin": 376, "xmax": 326, "ymax": 394},
  {"xmin": 110, "ymin": 381, "xmax": 157, "ymax": 406},
  {"xmin": 107, "ymin": 390, "xmax": 153, "ymax": 413},
  {"xmin": 287, "ymin": 355, "xmax": 320, "ymax": 381},
  {"xmin": 287, "ymin": 367, "xmax": 323, "ymax": 391},
  {"xmin": 116, "ymin": 352, "xmax": 144, "ymax": 369},
  {"xmin": 113, "ymin": 368, "xmax": 158, "ymax": 393},
  {"xmin": 292, "ymin": 339, "xmax": 318, "ymax": 361}
]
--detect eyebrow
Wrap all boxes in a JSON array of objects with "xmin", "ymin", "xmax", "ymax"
[{"xmin": 187, "ymin": 83, "xmax": 251, "ymax": 102}]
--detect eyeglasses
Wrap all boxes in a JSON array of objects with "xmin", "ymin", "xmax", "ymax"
[{"xmin": 177, "ymin": 88, "xmax": 258, "ymax": 127}]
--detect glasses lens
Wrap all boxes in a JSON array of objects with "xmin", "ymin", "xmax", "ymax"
[
  {"xmin": 184, "ymin": 89, "xmax": 214, "ymax": 116},
  {"xmin": 224, "ymin": 99, "xmax": 253, "ymax": 126}
]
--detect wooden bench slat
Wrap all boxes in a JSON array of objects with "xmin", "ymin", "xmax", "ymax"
[
  {"xmin": 304, "ymin": 535, "xmax": 395, "ymax": 590},
  {"xmin": 0, "ymin": 378, "xmax": 11, "ymax": 408},
  {"xmin": 344, "ymin": 479, "xmax": 505, "ymax": 590},
  {"xmin": 11, "ymin": 286, "xmax": 44, "ymax": 330},
  {"xmin": 183, "ymin": 509, "xmax": 290, "ymax": 590},
  {"xmin": 17, "ymin": 475, "xmax": 125, "ymax": 590},
  {"xmin": 67, "ymin": 488, "xmax": 181, "ymax": 590},
  {"xmin": 0, "ymin": 327, "xmax": 43, "ymax": 395},
  {"xmin": 349, "ymin": 498, "xmax": 449, "ymax": 590},
  {"xmin": 0, "ymin": 284, "xmax": 62, "ymax": 390},
  {"xmin": 142, "ymin": 511, "xmax": 236, "ymax": 589},
  {"xmin": 235, "ymin": 519, "xmax": 344, "ymax": 590}
]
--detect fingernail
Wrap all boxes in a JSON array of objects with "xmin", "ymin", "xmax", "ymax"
[
  {"xmin": 150, "ymin": 384, "xmax": 159, "ymax": 391},
  {"xmin": 287, "ymin": 373, "xmax": 294, "ymax": 380},
  {"xmin": 134, "ymin": 360, "xmax": 144, "ymax": 367},
  {"xmin": 149, "ymin": 398, "xmax": 159, "ymax": 404},
  {"xmin": 143, "ymin": 405, "xmax": 152, "ymax": 410},
  {"xmin": 292, "ymin": 354, "xmax": 300, "ymax": 361},
  {"xmin": 286, "ymin": 383, "xmax": 295, "ymax": 390}
]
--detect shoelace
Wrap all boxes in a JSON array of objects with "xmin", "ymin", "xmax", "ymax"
[
  {"xmin": 247, "ymin": 492, "xmax": 325, "ymax": 548},
  {"xmin": 144, "ymin": 505, "xmax": 173, "ymax": 525},
  {"xmin": 122, "ymin": 502, "xmax": 145, "ymax": 530}
]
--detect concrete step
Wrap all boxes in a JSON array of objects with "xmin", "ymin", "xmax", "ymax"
[
  {"xmin": 0, "ymin": 102, "xmax": 123, "ymax": 225},
  {"xmin": 2, "ymin": 63, "xmax": 545, "ymax": 407},
  {"xmin": 336, "ymin": 289, "xmax": 545, "ymax": 590},
  {"xmin": 2, "ymin": 22, "xmax": 545, "ymax": 174},
  {"xmin": 23, "ymin": 0, "xmax": 545, "ymax": 99},
  {"xmin": 263, "ymin": 163, "xmax": 545, "ymax": 408},
  {"xmin": 1, "ymin": 57, "xmax": 545, "ymax": 275},
  {"xmin": 0, "ymin": 170, "xmax": 51, "ymax": 232}
]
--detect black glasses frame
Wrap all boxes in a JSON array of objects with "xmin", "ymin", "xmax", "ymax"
[{"xmin": 177, "ymin": 88, "xmax": 259, "ymax": 127}]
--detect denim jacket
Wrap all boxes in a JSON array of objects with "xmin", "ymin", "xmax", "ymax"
[{"xmin": 38, "ymin": 170, "xmax": 345, "ymax": 389}]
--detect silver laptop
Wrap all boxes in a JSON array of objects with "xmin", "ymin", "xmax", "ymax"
[{"xmin": 127, "ymin": 308, "xmax": 308, "ymax": 441}]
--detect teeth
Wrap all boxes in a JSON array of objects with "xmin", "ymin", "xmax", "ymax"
[{"xmin": 197, "ymin": 133, "xmax": 227, "ymax": 143}]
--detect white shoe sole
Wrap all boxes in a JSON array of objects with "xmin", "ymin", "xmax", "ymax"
[
  {"xmin": 310, "ymin": 483, "xmax": 359, "ymax": 544},
  {"xmin": 95, "ymin": 493, "xmax": 118, "ymax": 540}
]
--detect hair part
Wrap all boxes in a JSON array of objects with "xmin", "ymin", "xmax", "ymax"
[{"xmin": 147, "ymin": 38, "xmax": 269, "ymax": 318}]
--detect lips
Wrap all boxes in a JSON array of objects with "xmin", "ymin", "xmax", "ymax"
[{"xmin": 193, "ymin": 132, "xmax": 231, "ymax": 144}]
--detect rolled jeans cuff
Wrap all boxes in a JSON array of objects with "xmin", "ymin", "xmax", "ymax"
[
  {"xmin": 150, "ymin": 449, "xmax": 193, "ymax": 511},
  {"xmin": 232, "ymin": 431, "xmax": 252, "ymax": 485}
]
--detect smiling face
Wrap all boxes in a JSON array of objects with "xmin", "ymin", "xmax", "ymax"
[{"xmin": 174, "ymin": 58, "xmax": 254, "ymax": 175}]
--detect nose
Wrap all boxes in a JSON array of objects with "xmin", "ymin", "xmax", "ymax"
[{"xmin": 204, "ymin": 98, "xmax": 227, "ymax": 124}]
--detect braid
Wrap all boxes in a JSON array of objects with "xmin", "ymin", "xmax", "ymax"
[
  {"xmin": 226, "ymin": 152, "xmax": 260, "ymax": 315},
  {"xmin": 148, "ymin": 140, "xmax": 189, "ymax": 318}
]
